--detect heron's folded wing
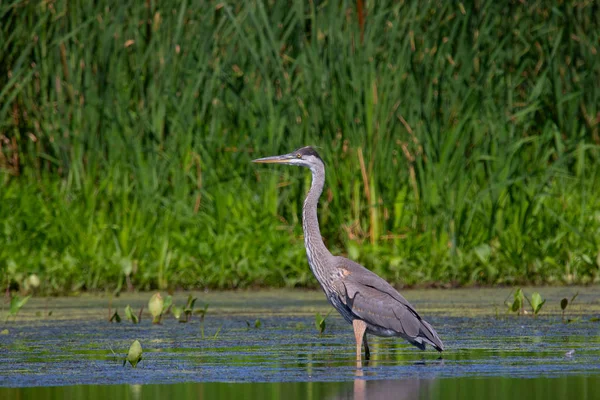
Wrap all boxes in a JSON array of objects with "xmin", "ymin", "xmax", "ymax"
[
  {"xmin": 340, "ymin": 279, "xmax": 420, "ymax": 338},
  {"xmin": 336, "ymin": 258, "xmax": 422, "ymax": 316}
]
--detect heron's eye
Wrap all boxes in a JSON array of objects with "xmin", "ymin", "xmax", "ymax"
[{"xmin": 296, "ymin": 153, "xmax": 302, "ymax": 158}]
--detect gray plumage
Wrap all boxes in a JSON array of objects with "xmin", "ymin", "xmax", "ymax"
[{"xmin": 253, "ymin": 146, "xmax": 444, "ymax": 358}]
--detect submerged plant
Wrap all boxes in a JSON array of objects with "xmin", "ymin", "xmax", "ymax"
[
  {"xmin": 212, "ymin": 326, "xmax": 222, "ymax": 340},
  {"xmin": 197, "ymin": 303, "xmax": 210, "ymax": 336},
  {"xmin": 246, "ymin": 318, "xmax": 262, "ymax": 329},
  {"xmin": 125, "ymin": 340, "xmax": 143, "ymax": 368},
  {"xmin": 294, "ymin": 322, "xmax": 306, "ymax": 330}
]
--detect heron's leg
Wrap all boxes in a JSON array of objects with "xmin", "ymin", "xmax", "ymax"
[
  {"xmin": 352, "ymin": 319, "xmax": 367, "ymax": 361},
  {"xmin": 363, "ymin": 334, "xmax": 370, "ymax": 360}
]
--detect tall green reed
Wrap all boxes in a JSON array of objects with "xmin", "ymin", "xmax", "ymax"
[{"xmin": 0, "ymin": 1, "xmax": 598, "ymax": 291}]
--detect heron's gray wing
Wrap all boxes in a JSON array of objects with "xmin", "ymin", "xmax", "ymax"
[
  {"xmin": 335, "ymin": 257, "xmax": 444, "ymax": 351},
  {"xmin": 341, "ymin": 278, "xmax": 421, "ymax": 337},
  {"xmin": 336, "ymin": 257, "xmax": 421, "ymax": 315}
]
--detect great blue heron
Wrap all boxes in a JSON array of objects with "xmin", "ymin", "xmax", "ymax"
[{"xmin": 253, "ymin": 146, "xmax": 444, "ymax": 360}]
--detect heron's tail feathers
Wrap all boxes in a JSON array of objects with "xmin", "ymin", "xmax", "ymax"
[{"xmin": 416, "ymin": 319, "xmax": 444, "ymax": 352}]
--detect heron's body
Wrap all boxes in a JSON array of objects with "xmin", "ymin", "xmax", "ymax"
[{"xmin": 254, "ymin": 146, "xmax": 444, "ymax": 360}]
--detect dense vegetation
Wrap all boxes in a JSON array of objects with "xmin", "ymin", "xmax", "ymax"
[{"xmin": 1, "ymin": 1, "xmax": 599, "ymax": 293}]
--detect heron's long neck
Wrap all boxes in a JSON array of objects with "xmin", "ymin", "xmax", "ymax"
[{"xmin": 302, "ymin": 163, "xmax": 334, "ymax": 286}]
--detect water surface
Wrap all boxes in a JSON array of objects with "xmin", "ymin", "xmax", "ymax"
[{"xmin": 1, "ymin": 287, "xmax": 599, "ymax": 399}]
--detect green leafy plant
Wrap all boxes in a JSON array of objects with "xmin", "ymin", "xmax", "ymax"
[
  {"xmin": 315, "ymin": 311, "xmax": 332, "ymax": 335},
  {"xmin": 109, "ymin": 310, "xmax": 121, "ymax": 323},
  {"xmin": 174, "ymin": 295, "xmax": 198, "ymax": 323},
  {"xmin": 195, "ymin": 303, "xmax": 209, "ymax": 321},
  {"xmin": 505, "ymin": 289, "xmax": 547, "ymax": 317},
  {"xmin": 506, "ymin": 288, "xmax": 525, "ymax": 315},
  {"xmin": 195, "ymin": 303, "xmax": 209, "ymax": 337},
  {"xmin": 527, "ymin": 292, "xmax": 546, "ymax": 317},
  {"xmin": 212, "ymin": 326, "xmax": 222, "ymax": 340},
  {"xmin": 125, "ymin": 340, "xmax": 143, "ymax": 368},
  {"xmin": 148, "ymin": 293, "xmax": 171, "ymax": 324},
  {"xmin": 245, "ymin": 319, "xmax": 262, "ymax": 329},
  {"xmin": 6, "ymin": 294, "xmax": 31, "ymax": 321},
  {"xmin": 561, "ymin": 292, "xmax": 579, "ymax": 323},
  {"xmin": 162, "ymin": 295, "xmax": 173, "ymax": 314},
  {"xmin": 183, "ymin": 295, "xmax": 197, "ymax": 322},
  {"xmin": 124, "ymin": 305, "xmax": 140, "ymax": 324},
  {"xmin": 171, "ymin": 305, "xmax": 183, "ymax": 320},
  {"xmin": 148, "ymin": 293, "xmax": 164, "ymax": 323}
]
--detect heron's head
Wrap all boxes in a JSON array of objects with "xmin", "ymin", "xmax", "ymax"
[{"xmin": 252, "ymin": 146, "xmax": 323, "ymax": 170}]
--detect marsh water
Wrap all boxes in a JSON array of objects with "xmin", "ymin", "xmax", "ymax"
[{"xmin": 1, "ymin": 287, "xmax": 599, "ymax": 399}]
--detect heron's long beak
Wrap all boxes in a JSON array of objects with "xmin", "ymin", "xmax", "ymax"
[{"xmin": 252, "ymin": 154, "xmax": 293, "ymax": 164}]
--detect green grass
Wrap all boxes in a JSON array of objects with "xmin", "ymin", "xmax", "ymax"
[{"xmin": 1, "ymin": 1, "xmax": 599, "ymax": 292}]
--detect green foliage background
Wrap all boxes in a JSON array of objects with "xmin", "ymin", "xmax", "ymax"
[{"xmin": 1, "ymin": 1, "xmax": 599, "ymax": 292}]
